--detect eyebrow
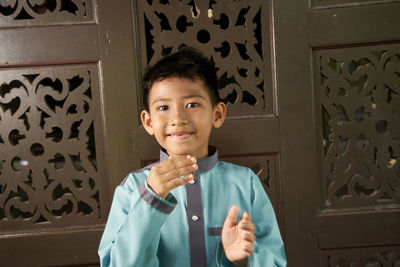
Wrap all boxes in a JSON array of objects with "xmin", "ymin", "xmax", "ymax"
[{"xmin": 151, "ymin": 94, "xmax": 206, "ymax": 106}]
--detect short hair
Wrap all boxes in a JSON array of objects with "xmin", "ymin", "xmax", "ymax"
[{"xmin": 142, "ymin": 46, "xmax": 219, "ymax": 111}]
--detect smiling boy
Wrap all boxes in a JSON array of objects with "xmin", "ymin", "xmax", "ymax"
[{"xmin": 98, "ymin": 47, "xmax": 286, "ymax": 266}]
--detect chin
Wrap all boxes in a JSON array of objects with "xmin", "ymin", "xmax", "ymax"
[
  {"xmin": 168, "ymin": 149, "xmax": 194, "ymax": 157},
  {"xmin": 163, "ymin": 143, "xmax": 207, "ymax": 158},
  {"xmin": 165, "ymin": 146, "xmax": 197, "ymax": 156}
]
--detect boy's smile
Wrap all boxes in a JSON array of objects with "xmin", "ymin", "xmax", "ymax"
[
  {"xmin": 141, "ymin": 77, "xmax": 226, "ymax": 159},
  {"xmin": 168, "ymin": 132, "xmax": 192, "ymax": 140}
]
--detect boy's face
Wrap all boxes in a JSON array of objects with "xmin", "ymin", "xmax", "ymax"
[{"xmin": 141, "ymin": 77, "xmax": 226, "ymax": 159}]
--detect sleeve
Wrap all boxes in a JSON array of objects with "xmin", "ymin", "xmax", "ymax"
[
  {"xmin": 248, "ymin": 171, "xmax": 287, "ymax": 267},
  {"xmin": 98, "ymin": 178, "xmax": 177, "ymax": 267}
]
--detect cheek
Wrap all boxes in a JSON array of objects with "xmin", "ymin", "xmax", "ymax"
[
  {"xmin": 149, "ymin": 117, "xmax": 165, "ymax": 134},
  {"xmin": 195, "ymin": 114, "xmax": 214, "ymax": 130},
  {"xmin": 150, "ymin": 114, "xmax": 165, "ymax": 126}
]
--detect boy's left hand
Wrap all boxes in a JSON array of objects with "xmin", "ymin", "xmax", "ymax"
[{"xmin": 221, "ymin": 205, "xmax": 256, "ymax": 263}]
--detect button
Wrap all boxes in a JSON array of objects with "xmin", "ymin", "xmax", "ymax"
[
  {"xmin": 191, "ymin": 215, "xmax": 199, "ymax": 221},
  {"xmin": 188, "ymin": 179, "xmax": 195, "ymax": 184}
]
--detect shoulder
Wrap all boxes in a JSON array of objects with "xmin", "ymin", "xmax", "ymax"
[
  {"xmin": 212, "ymin": 161, "xmax": 258, "ymax": 185},
  {"xmin": 215, "ymin": 161, "xmax": 256, "ymax": 176},
  {"xmin": 213, "ymin": 161, "xmax": 264, "ymax": 190}
]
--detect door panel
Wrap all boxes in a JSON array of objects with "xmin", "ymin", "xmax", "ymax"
[
  {"xmin": 133, "ymin": 0, "xmax": 285, "ymax": 231},
  {"xmin": 136, "ymin": 0, "xmax": 275, "ymax": 115},
  {"xmin": 275, "ymin": 0, "xmax": 400, "ymax": 265},
  {"xmin": 0, "ymin": 24, "xmax": 99, "ymax": 65},
  {"xmin": 0, "ymin": 0, "xmax": 138, "ymax": 265}
]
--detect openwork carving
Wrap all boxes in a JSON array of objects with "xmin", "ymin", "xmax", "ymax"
[
  {"xmin": 0, "ymin": 0, "xmax": 93, "ymax": 26},
  {"xmin": 0, "ymin": 65, "xmax": 103, "ymax": 231},
  {"xmin": 326, "ymin": 247, "xmax": 400, "ymax": 267},
  {"xmin": 317, "ymin": 46, "xmax": 400, "ymax": 210},
  {"xmin": 250, "ymin": 156, "xmax": 280, "ymax": 221},
  {"xmin": 251, "ymin": 159, "xmax": 271, "ymax": 191},
  {"xmin": 137, "ymin": 0, "xmax": 269, "ymax": 116}
]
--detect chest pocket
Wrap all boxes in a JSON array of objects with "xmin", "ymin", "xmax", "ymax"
[{"xmin": 208, "ymin": 227, "xmax": 222, "ymax": 236}]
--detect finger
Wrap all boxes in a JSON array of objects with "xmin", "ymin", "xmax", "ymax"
[
  {"xmin": 241, "ymin": 241, "xmax": 254, "ymax": 255},
  {"xmin": 157, "ymin": 155, "xmax": 197, "ymax": 174},
  {"xmin": 166, "ymin": 173, "xmax": 194, "ymax": 190},
  {"xmin": 242, "ymin": 210, "xmax": 252, "ymax": 222},
  {"xmin": 223, "ymin": 205, "xmax": 239, "ymax": 228},
  {"xmin": 241, "ymin": 230, "xmax": 256, "ymax": 243},
  {"xmin": 159, "ymin": 162, "xmax": 197, "ymax": 182},
  {"xmin": 239, "ymin": 211, "xmax": 255, "ymax": 231},
  {"xmin": 157, "ymin": 155, "xmax": 195, "ymax": 172},
  {"xmin": 239, "ymin": 220, "xmax": 256, "ymax": 232},
  {"xmin": 153, "ymin": 156, "xmax": 197, "ymax": 181}
]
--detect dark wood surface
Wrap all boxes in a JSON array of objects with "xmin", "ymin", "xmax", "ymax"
[
  {"xmin": 275, "ymin": 0, "xmax": 400, "ymax": 265},
  {"xmin": 1, "ymin": 0, "xmax": 399, "ymax": 266}
]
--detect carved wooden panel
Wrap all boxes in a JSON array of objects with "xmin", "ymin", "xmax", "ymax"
[
  {"xmin": 0, "ymin": 0, "xmax": 95, "ymax": 27},
  {"xmin": 0, "ymin": 64, "xmax": 105, "ymax": 232},
  {"xmin": 315, "ymin": 45, "xmax": 400, "ymax": 211},
  {"xmin": 136, "ymin": 0, "xmax": 272, "ymax": 116},
  {"xmin": 323, "ymin": 246, "xmax": 400, "ymax": 267}
]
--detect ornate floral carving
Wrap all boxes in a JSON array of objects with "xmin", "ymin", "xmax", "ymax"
[
  {"xmin": 0, "ymin": 65, "xmax": 103, "ymax": 230},
  {"xmin": 318, "ymin": 46, "xmax": 400, "ymax": 210},
  {"xmin": 137, "ymin": 0, "xmax": 268, "ymax": 116},
  {"xmin": 0, "ymin": 0, "xmax": 92, "ymax": 25},
  {"xmin": 251, "ymin": 159, "xmax": 271, "ymax": 191},
  {"xmin": 250, "ymin": 156, "xmax": 280, "ymax": 221}
]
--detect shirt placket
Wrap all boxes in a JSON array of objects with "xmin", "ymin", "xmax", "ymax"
[{"xmin": 186, "ymin": 172, "xmax": 207, "ymax": 267}]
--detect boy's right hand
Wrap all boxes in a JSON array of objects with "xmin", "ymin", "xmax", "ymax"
[{"xmin": 146, "ymin": 155, "xmax": 198, "ymax": 199}]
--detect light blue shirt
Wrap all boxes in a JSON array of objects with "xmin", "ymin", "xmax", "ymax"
[{"xmin": 98, "ymin": 148, "xmax": 286, "ymax": 266}]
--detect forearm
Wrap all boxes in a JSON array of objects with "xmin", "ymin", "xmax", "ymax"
[
  {"xmin": 248, "ymin": 172, "xmax": 287, "ymax": 267},
  {"xmin": 99, "ymin": 183, "xmax": 176, "ymax": 266},
  {"xmin": 107, "ymin": 202, "xmax": 164, "ymax": 266},
  {"xmin": 248, "ymin": 241, "xmax": 286, "ymax": 267}
]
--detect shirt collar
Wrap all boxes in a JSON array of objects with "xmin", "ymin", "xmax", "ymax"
[{"xmin": 159, "ymin": 146, "xmax": 218, "ymax": 174}]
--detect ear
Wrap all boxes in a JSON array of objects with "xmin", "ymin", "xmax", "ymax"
[
  {"xmin": 212, "ymin": 102, "xmax": 226, "ymax": 129},
  {"xmin": 141, "ymin": 110, "xmax": 154, "ymax": 136}
]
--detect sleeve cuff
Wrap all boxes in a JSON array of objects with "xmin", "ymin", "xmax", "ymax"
[
  {"xmin": 216, "ymin": 241, "xmax": 235, "ymax": 266},
  {"xmin": 138, "ymin": 181, "xmax": 177, "ymax": 214}
]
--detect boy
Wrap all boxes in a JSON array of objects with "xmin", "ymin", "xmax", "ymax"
[{"xmin": 98, "ymin": 47, "xmax": 286, "ymax": 266}]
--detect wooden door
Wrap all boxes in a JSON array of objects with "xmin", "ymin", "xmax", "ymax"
[
  {"xmin": 0, "ymin": 0, "xmax": 139, "ymax": 265},
  {"xmin": 3, "ymin": 0, "xmax": 398, "ymax": 266},
  {"xmin": 275, "ymin": 0, "xmax": 400, "ymax": 265},
  {"xmin": 132, "ymin": 0, "xmax": 285, "ymax": 232}
]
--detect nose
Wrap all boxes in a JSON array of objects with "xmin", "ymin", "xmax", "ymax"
[{"xmin": 170, "ymin": 106, "xmax": 188, "ymax": 126}]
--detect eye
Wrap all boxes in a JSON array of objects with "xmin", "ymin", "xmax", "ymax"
[
  {"xmin": 157, "ymin": 105, "xmax": 169, "ymax": 111},
  {"xmin": 186, "ymin": 102, "xmax": 199, "ymax": 108}
]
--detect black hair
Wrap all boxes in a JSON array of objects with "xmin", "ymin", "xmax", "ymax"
[{"xmin": 142, "ymin": 46, "xmax": 219, "ymax": 111}]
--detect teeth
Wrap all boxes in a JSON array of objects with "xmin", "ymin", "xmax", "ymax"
[{"xmin": 169, "ymin": 132, "xmax": 191, "ymax": 139}]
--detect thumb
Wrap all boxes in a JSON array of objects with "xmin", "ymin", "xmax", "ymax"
[{"xmin": 224, "ymin": 205, "xmax": 239, "ymax": 228}]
